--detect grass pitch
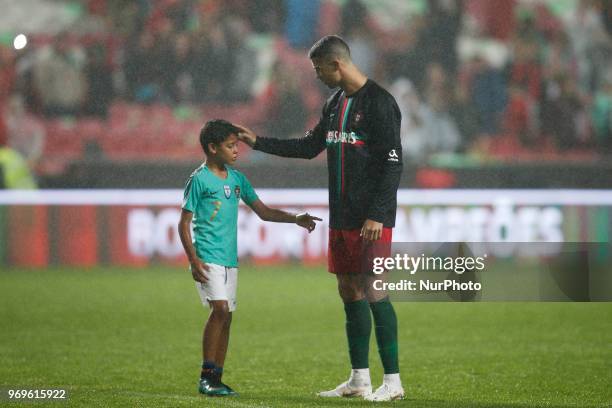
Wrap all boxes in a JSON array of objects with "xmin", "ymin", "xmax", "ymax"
[{"xmin": 0, "ymin": 265, "xmax": 611, "ymax": 407}]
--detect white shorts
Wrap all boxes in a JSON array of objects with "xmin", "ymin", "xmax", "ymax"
[{"xmin": 194, "ymin": 263, "xmax": 238, "ymax": 312}]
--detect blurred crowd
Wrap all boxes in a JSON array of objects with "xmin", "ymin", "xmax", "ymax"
[{"xmin": 1, "ymin": 0, "xmax": 612, "ymax": 186}]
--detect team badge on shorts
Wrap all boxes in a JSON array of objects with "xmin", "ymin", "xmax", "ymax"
[
  {"xmin": 224, "ymin": 185, "xmax": 231, "ymax": 199},
  {"xmin": 234, "ymin": 185, "xmax": 241, "ymax": 198}
]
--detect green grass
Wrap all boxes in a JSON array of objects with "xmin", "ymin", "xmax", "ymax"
[{"xmin": 0, "ymin": 265, "xmax": 611, "ymax": 407}]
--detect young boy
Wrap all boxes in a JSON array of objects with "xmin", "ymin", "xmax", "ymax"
[{"xmin": 178, "ymin": 119, "xmax": 321, "ymax": 397}]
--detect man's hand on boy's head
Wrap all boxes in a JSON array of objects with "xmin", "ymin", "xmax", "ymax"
[
  {"xmin": 296, "ymin": 213, "xmax": 323, "ymax": 233},
  {"xmin": 233, "ymin": 123, "xmax": 257, "ymax": 147},
  {"xmin": 190, "ymin": 258, "xmax": 210, "ymax": 283}
]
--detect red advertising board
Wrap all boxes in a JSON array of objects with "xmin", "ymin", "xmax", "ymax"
[{"xmin": 1, "ymin": 189, "xmax": 611, "ymax": 267}]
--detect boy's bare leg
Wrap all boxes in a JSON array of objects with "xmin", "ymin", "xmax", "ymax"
[
  {"xmin": 203, "ymin": 300, "xmax": 231, "ymax": 363},
  {"xmin": 215, "ymin": 312, "xmax": 232, "ymax": 367},
  {"xmin": 199, "ymin": 300, "xmax": 236, "ymax": 396}
]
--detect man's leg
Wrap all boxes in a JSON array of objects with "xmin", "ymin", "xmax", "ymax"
[
  {"xmin": 319, "ymin": 273, "xmax": 372, "ymax": 397},
  {"xmin": 338, "ymin": 274, "xmax": 370, "ymax": 370},
  {"xmin": 364, "ymin": 275, "xmax": 404, "ymax": 401}
]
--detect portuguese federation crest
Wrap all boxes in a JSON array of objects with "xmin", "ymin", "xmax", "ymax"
[{"xmin": 234, "ymin": 185, "xmax": 241, "ymax": 199}]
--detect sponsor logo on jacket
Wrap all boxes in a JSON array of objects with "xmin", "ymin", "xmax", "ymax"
[{"xmin": 326, "ymin": 131, "xmax": 358, "ymax": 144}]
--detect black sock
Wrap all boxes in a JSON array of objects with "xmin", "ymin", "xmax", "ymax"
[
  {"xmin": 201, "ymin": 361, "xmax": 217, "ymax": 382},
  {"xmin": 214, "ymin": 366, "xmax": 224, "ymax": 383}
]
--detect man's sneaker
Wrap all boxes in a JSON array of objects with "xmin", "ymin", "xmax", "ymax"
[
  {"xmin": 198, "ymin": 377, "xmax": 230, "ymax": 397},
  {"xmin": 364, "ymin": 383, "xmax": 405, "ymax": 402},
  {"xmin": 318, "ymin": 381, "xmax": 372, "ymax": 398},
  {"xmin": 220, "ymin": 382, "xmax": 239, "ymax": 396}
]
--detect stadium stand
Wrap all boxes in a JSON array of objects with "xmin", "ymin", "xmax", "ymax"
[{"xmin": 1, "ymin": 0, "xmax": 611, "ymax": 187}]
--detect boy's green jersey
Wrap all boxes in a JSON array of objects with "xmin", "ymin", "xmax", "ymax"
[{"xmin": 182, "ymin": 164, "xmax": 258, "ymax": 267}]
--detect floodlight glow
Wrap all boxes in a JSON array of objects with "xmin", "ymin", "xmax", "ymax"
[{"xmin": 13, "ymin": 34, "xmax": 27, "ymax": 50}]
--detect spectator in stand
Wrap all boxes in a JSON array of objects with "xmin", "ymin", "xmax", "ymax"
[
  {"xmin": 340, "ymin": 0, "xmax": 367, "ymax": 37},
  {"xmin": 390, "ymin": 78, "xmax": 427, "ymax": 161},
  {"xmin": 107, "ymin": 0, "xmax": 148, "ymax": 37},
  {"xmin": 468, "ymin": 55, "xmax": 507, "ymax": 135},
  {"xmin": 419, "ymin": 0, "xmax": 463, "ymax": 76},
  {"xmin": 567, "ymin": 0, "xmax": 612, "ymax": 93},
  {"xmin": 344, "ymin": 24, "xmax": 377, "ymax": 79},
  {"xmin": 469, "ymin": 0, "xmax": 516, "ymax": 40},
  {"xmin": 192, "ymin": 24, "xmax": 232, "ymax": 103},
  {"xmin": 539, "ymin": 28, "xmax": 587, "ymax": 151},
  {"xmin": 602, "ymin": 0, "xmax": 612, "ymax": 36},
  {"xmin": 588, "ymin": 12, "xmax": 612, "ymax": 91},
  {"xmin": 153, "ymin": 17, "xmax": 181, "ymax": 103},
  {"xmin": 391, "ymin": 64, "xmax": 461, "ymax": 162},
  {"xmin": 224, "ymin": 16, "xmax": 258, "ymax": 103},
  {"xmin": 450, "ymin": 83, "xmax": 481, "ymax": 153},
  {"xmin": 263, "ymin": 61, "xmax": 307, "ymax": 140},
  {"xmin": 421, "ymin": 62, "xmax": 461, "ymax": 155},
  {"xmin": 542, "ymin": 31, "xmax": 577, "ymax": 81},
  {"xmin": 11, "ymin": 46, "xmax": 41, "ymax": 114},
  {"xmin": 502, "ymin": 83, "xmax": 538, "ymax": 147},
  {"xmin": 248, "ymin": 0, "xmax": 285, "ymax": 34},
  {"xmin": 32, "ymin": 34, "xmax": 87, "ymax": 117},
  {"xmin": 163, "ymin": 33, "xmax": 196, "ymax": 104},
  {"xmin": 5, "ymin": 95, "xmax": 45, "ymax": 168},
  {"xmin": 508, "ymin": 12, "xmax": 544, "ymax": 102},
  {"xmin": 284, "ymin": 0, "xmax": 321, "ymax": 49},
  {"xmin": 538, "ymin": 30, "xmax": 585, "ymax": 150},
  {"xmin": 592, "ymin": 71, "xmax": 612, "ymax": 154},
  {"xmin": 84, "ymin": 44, "xmax": 114, "ymax": 117},
  {"xmin": 0, "ymin": 45, "xmax": 15, "ymax": 106},
  {"xmin": 384, "ymin": 18, "xmax": 426, "ymax": 87},
  {"xmin": 423, "ymin": 62, "xmax": 450, "ymax": 112},
  {"xmin": 124, "ymin": 31, "xmax": 162, "ymax": 103},
  {"xmin": 0, "ymin": 113, "xmax": 36, "ymax": 189},
  {"xmin": 160, "ymin": 0, "xmax": 193, "ymax": 32},
  {"xmin": 341, "ymin": 0, "xmax": 376, "ymax": 78},
  {"xmin": 540, "ymin": 74, "xmax": 588, "ymax": 151}
]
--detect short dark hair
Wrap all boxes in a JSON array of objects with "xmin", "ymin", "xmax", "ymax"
[
  {"xmin": 308, "ymin": 35, "xmax": 351, "ymax": 62},
  {"xmin": 199, "ymin": 119, "xmax": 240, "ymax": 154}
]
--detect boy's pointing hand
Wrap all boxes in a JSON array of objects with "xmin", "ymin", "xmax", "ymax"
[{"xmin": 296, "ymin": 213, "xmax": 323, "ymax": 233}]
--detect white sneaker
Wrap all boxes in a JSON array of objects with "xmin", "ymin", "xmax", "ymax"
[
  {"xmin": 317, "ymin": 381, "xmax": 372, "ymax": 398},
  {"xmin": 364, "ymin": 383, "xmax": 405, "ymax": 402}
]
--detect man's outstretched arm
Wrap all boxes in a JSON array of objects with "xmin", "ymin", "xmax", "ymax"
[{"xmin": 235, "ymin": 123, "xmax": 326, "ymax": 159}]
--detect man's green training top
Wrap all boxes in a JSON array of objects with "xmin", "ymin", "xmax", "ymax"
[{"xmin": 182, "ymin": 164, "xmax": 258, "ymax": 267}]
